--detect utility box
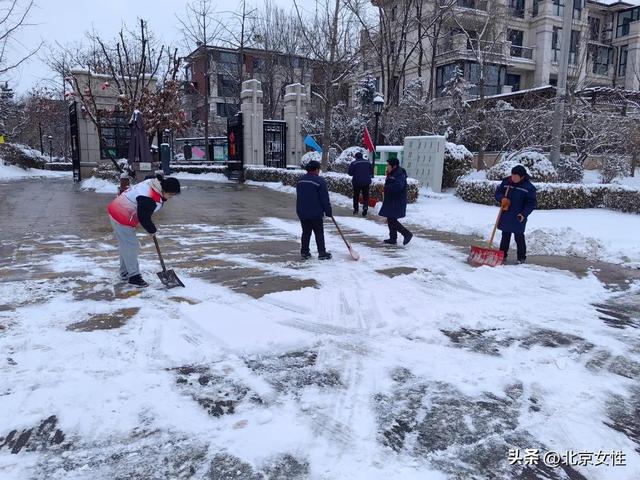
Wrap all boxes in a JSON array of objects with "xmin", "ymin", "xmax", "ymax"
[
  {"xmin": 160, "ymin": 143, "xmax": 171, "ymax": 175},
  {"xmin": 403, "ymin": 136, "xmax": 446, "ymax": 193}
]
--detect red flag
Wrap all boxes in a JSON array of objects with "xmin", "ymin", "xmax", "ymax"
[{"xmin": 363, "ymin": 127, "xmax": 375, "ymax": 152}]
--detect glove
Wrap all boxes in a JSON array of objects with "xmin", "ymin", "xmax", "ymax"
[{"xmin": 501, "ymin": 198, "xmax": 511, "ymax": 211}]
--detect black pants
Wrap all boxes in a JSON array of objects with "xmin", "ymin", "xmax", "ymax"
[
  {"xmin": 499, "ymin": 231, "xmax": 526, "ymax": 261},
  {"xmin": 387, "ymin": 218, "xmax": 411, "ymax": 242},
  {"xmin": 301, "ymin": 219, "xmax": 326, "ymax": 254},
  {"xmin": 353, "ymin": 184, "xmax": 370, "ymax": 211}
]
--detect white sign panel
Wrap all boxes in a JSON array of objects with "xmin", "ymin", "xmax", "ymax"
[{"xmin": 402, "ymin": 136, "xmax": 446, "ymax": 193}]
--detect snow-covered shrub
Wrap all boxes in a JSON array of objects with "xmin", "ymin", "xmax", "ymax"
[
  {"xmin": 456, "ymin": 179, "xmax": 612, "ymax": 210},
  {"xmin": 244, "ymin": 166, "xmax": 421, "ymax": 203},
  {"xmin": 556, "ymin": 156, "xmax": 584, "ymax": 183},
  {"xmin": 330, "ymin": 146, "xmax": 369, "ymax": 174},
  {"xmin": 599, "ymin": 156, "xmax": 629, "ymax": 184},
  {"xmin": 442, "ymin": 142, "xmax": 473, "ymax": 189},
  {"xmin": 0, "ymin": 143, "xmax": 47, "ymax": 170},
  {"xmin": 602, "ymin": 187, "xmax": 640, "ymax": 213},
  {"xmin": 171, "ymin": 164, "xmax": 227, "ymax": 175},
  {"xmin": 487, "ymin": 151, "xmax": 558, "ymax": 183},
  {"xmin": 301, "ymin": 151, "xmax": 321, "ymax": 169}
]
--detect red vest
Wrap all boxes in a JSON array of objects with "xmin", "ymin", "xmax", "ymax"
[{"xmin": 107, "ymin": 180, "xmax": 163, "ymax": 227}]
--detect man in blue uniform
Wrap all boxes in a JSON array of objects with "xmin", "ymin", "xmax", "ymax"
[
  {"xmin": 494, "ymin": 164, "xmax": 537, "ymax": 264},
  {"xmin": 296, "ymin": 160, "xmax": 333, "ymax": 260},
  {"xmin": 348, "ymin": 151, "xmax": 373, "ymax": 216}
]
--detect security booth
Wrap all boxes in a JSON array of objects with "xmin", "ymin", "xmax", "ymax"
[{"xmin": 374, "ymin": 145, "xmax": 404, "ymax": 175}]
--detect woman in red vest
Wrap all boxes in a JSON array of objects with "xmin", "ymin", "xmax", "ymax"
[{"xmin": 107, "ymin": 175, "xmax": 181, "ymax": 287}]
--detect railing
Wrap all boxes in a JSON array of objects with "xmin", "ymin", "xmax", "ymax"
[
  {"xmin": 456, "ymin": 0, "xmax": 488, "ymax": 11},
  {"xmin": 510, "ymin": 45, "xmax": 534, "ymax": 59}
]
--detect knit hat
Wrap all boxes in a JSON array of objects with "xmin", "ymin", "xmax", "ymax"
[
  {"xmin": 387, "ymin": 158, "xmax": 400, "ymax": 167},
  {"xmin": 305, "ymin": 160, "xmax": 321, "ymax": 172},
  {"xmin": 511, "ymin": 165, "xmax": 527, "ymax": 178},
  {"xmin": 161, "ymin": 177, "xmax": 181, "ymax": 194}
]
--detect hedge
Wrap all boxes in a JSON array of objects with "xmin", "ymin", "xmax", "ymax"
[
  {"xmin": 456, "ymin": 178, "xmax": 640, "ymax": 213},
  {"xmin": 170, "ymin": 164, "xmax": 227, "ymax": 175},
  {"xmin": 45, "ymin": 162, "xmax": 73, "ymax": 171},
  {"xmin": 245, "ymin": 166, "xmax": 421, "ymax": 203}
]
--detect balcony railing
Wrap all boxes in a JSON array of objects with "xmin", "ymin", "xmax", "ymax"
[
  {"xmin": 510, "ymin": 45, "xmax": 534, "ymax": 59},
  {"xmin": 509, "ymin": 7, "xmax": 525, "ymax": 18},
  {"xmin": 456, "ymin": 0, "xmax": 488, "ymax": 11}
]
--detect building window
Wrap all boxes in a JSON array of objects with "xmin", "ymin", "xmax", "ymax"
[
  {"xmin": 553, "ymin": 0, "xmax": 564, "ymax": 18},
  {"xmin": 217, "ymin": 74, "xmax": 236, "ymax": 98},
  {"xmin": 252, "ymin": 58, "xmax": 265, "ymax": 73},
  {"xmin": 533, "ymin": 0, "xmax": 541, "ymax": 17},
  {"xmin": 509, "ymin": 0, "xmax": 525, "ymax": 18},
  {"xmin": 100, "ymin": 112, "xmax": 130, "ymax": 160},
  {"xmin": 216, "ymin": 103, "xmax": 239, "ymax": 117},
  {"xmin": 468, "ymin": 63, "xmax": 504, "ymax": 97},
  {"xmin": 616, "ymin": 7, "xmax": 640, "ymax": 38},
  {"xmin": 618, "ymin": 45, "xmax": 628, "ymax": 76},
  {"xmin": 573, "ymin": 0, "xmax": 583, "ymax": 20},
  {"xmin": 505, "ymin": 73, "xmax": 521, "ymax": 92},
  {"xmin": 435, "ymin": 63, "xmax": 461, "ymax": 96},
  {"xmin": 569, "ymin": 30, "xmax": 580, "ymax": 65},
  {"xmin": 588, "ymin": 16, "xmax": 601, "ymax": 41},
  {"xmin": 591, "ymin": 46, "xmax": 611, "ymax": 75},
  {"xmin": 219, "ymin": 51, "xmax": 239, "ymax": 65},
  {"xmin": 552, "ymin": 27, "xmax": 560, "ymax": 62}
]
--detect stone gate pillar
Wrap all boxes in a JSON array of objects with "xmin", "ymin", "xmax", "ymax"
[
  {"xmin": 284, "ymin": 83, "xmax": 307, "ymax": 167},
  {"xmin": 241, "ymin": 79, "xmax": 264, "ymax": 166}
]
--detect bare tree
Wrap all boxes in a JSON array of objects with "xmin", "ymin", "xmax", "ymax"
[
  {"xmin": 178, "ymin": 0, "xmax": 224, "ymax": 160},
  {"xmin": 295, "ymin": 0, "xmax": 360, "ymax": 169},
  {"xmin": 0, "ymin": 0, "xmax": 40, "ymax": 74}
]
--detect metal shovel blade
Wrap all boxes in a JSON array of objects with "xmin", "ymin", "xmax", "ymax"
[{"xmin": 157, "ymin": 269, "xmax": 185, "ymax": 288}]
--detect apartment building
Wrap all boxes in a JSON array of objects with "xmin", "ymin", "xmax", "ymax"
[
  {"xmin": 368, "ymin": 0, "xmax": 640, "ymax": 101},
  {"xmin": 183, "ymin": 45, "xmax": 314, "ymax": 136}
]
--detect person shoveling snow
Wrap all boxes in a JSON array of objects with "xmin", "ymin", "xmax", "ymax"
[
  {"xmin": 495, "ymin": 164, "xmax": 537, "ymax": 264},
  {"xmin": 107, "ymin": 174, "xmax": 181, "ymax": 287},
  {"xmin": 296, "ymin": 160, "xmax": 333, "ymax": 261}
]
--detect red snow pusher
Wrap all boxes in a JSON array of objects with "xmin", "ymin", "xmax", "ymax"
[{"xmin": 468, "ymin": 207, "xmax": 505, "ymax": 267}]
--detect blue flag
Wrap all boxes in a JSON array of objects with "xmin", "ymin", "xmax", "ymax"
[{"xmin": 304, "ymin": 135, "xmax": 322, "ymax": 153}]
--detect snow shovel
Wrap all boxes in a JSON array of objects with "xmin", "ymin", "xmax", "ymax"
[
  {"xmin": 330, "ymin": 217, "xmax": 360, "ymax": 261},
  {"xmin": 153, "ymin": 235, "xmax": 185, "ymax": 288},
  {"xmin": 468, "ymin": 208, "xmax": 505, "ymax": 267}
]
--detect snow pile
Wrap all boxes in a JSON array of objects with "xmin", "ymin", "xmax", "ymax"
[
  {"xmin": 330, "ymin": 146, "xmax": 368, "ymax": 173},
  {"xmin": 80, "ymin": 177, "xmax": 118, "ymax": 194},
  {"xmin": 300, "ymin": 151, "xmax": 321, "ymax": 169},
  {"xmin": 488, "ymin": 151, "xmax": 558, "ymax": 183},
  {"xmin": 0, "ymin": 159, "xmax": 70, "ymax": 180},
  {"xmin": 172, "ymin": 172, "xmax": 230, "ymax": 183}
]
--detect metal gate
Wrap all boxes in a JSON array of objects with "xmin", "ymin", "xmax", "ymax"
[
  {"xmin": 69, "ymin": 102, "xmax": 81, "ymax": 182},
  {"xmin": 263, "ymin": 120, "xmax": 286, "ymax": 168}
]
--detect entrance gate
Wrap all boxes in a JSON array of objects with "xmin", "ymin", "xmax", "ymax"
[
  {"xmin": 227, "ymin": 113, "xmax": 244, "ymax": 180},
  {"xmin": 263, "ymin": 120, "xmax": 286, "ymax": 168}
]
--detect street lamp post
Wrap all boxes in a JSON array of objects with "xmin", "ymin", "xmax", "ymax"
[
  {"xmin": 48, "ymin": 135, "xmax": 53, "ymax": 162},
  {"xmin": 372, "ymin": 95, "xmax": 384, "ymax": 175},
  {"xmin": 38, "ymin": 123, "xmax": 44, "ymax": 154}
]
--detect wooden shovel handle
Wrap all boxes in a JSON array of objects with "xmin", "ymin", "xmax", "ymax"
[
  {"xmin": 153, "ymin": 235, "xmax": 167, "ymax": 272},
  {"xmin": 330, "ymin": 217, "xmax": 351, "ymax": 249},
  {"xmin": 488, "ymin": 208, "xmax": 502, "ymax": 249}
]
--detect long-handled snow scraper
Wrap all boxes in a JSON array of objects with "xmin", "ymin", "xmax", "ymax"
[
  {"xmin": 153, "ymin": 236, "xmax": 185, "ymax": 288},
  {"xmin": 467, "ymin": 207, "xmax": 505, "ymax": 267},
  {"xmin": 331, "ymin": 217, "xmax": 360, "ymax": 261}
]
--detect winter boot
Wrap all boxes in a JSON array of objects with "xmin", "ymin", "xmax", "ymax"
[
  {"xmin": 383, "ymin": 239, "xmax": 397, "ymax": 245},
  {"xmin": 301, "ymin": 252, "xmax": 312, "ymax": 260},
  {"xmin": 362, "ymin": 207, "xmax": 368, "ymax": 217},
  {"xmin": 353, "ymin": 208, "xmax": 359, "ymax": 215},
  {"xmin": 403, "ymin": 232, "xmax": 413, "ymax": 246},
  {"xmin": 128, "ymin": 274, "xmax": 149, "ymax": 288},
  {"xmin": 517, "ymin": 258, "xmax": 526, "ymax": 264},
  {"xmin": 318, "ymin": 251, "xmax": 333, "ymax": 260},
  {"xmin": 120, "ymin": 272, "xmax": 129, "ymax": 281}
]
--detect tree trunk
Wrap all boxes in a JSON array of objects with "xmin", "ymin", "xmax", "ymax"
[{"xmin": 320, "ymin": 0, "xmax": 341, "ymax": 171}]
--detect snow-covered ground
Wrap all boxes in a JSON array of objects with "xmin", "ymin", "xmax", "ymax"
[
  {"xmin": 250, "ymin": 179, "xmax": 640, "ymax": 266},
  {"xmin": 3, "ymin": 177, "xmax": 638, "ymax": 479},
  {"xmin": 80, "ymin": 177, "xmax": 119, "ymax": 194},
  {"xmin": 0, "ymin": 161, "xmax": 70, "ymax": 181}
]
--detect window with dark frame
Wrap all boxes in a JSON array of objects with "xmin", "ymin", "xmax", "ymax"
[
  {"xmin": 618, "ymin": 45, "xmax": 629, "ymax": 76},
  {"xmin": 588, "ymin": 16, "xmax": 601, "ymax": 41},
  {"xmin": 100, "ymin": 112, "xmax": 130, "ymax": 160}
]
